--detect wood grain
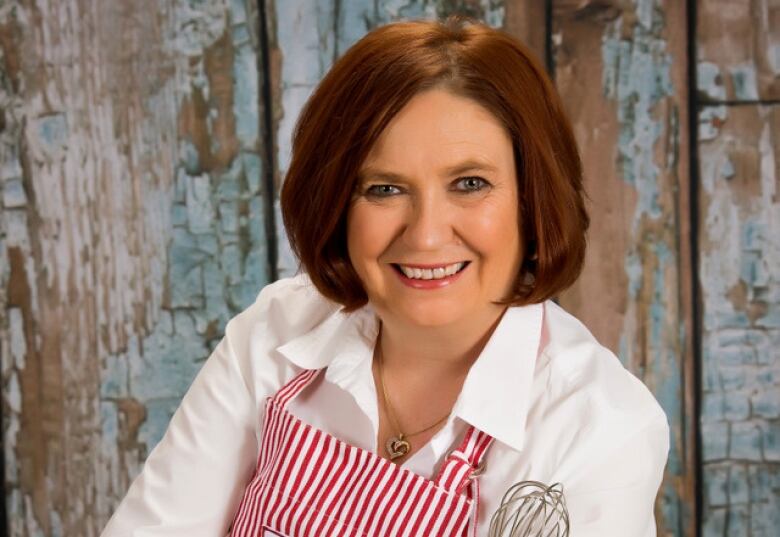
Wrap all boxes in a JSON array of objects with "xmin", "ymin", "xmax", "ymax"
[
  {"xmin": 553, "ymin": 0, "xmax": 695, "ymax": 534},
  {"xmin": 0, "ymin": 1, "xmax": 272, "ymax": 534},
  {"xmin": 697, "ymin": 0, "xmax": 780, "ymax": 102}
]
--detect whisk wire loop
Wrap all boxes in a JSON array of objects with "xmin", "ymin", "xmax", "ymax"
[{"xmin": 487, "ymin": 480, "xmax": 570, "ymax": 537}]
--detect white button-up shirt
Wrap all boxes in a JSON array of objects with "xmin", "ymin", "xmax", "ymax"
[{"xmin": 102, "ymin": 273, "xmax": 670, "ymax": 536}]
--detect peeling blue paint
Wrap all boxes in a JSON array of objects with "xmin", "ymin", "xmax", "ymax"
[
  {"xmin": 33, "ymin": 113, "xmax": 69, "ymax": 156},
  {"xmin": 699, "ymin": 103, "xmax": 780, "ymax": 534},
  {"xmin": 721, "ymin": 156, "xmax": 736, "ymax": 179},
  {"xmin": 764, "ymin": 422, "xmax": 780, "ymax": 461},
  {"xmin": 599, "ymin": 2, "xmax": 684, "ymax": 532},
  {"xmin": 3, "ymin": 177, "xmax": 27, "ymax": 207},
  {"xmin": 602, "ymin": 10, "xmax": 671, "ymax": 219},
  {"xmin": 242, "ymin": 152, "xmax": 262, "ymax": 194},
  {"xmin": 699, "ymin": 105, "xmax": 728, "ymax": 141},
  {"xmin": 705, "ymin": 464, "xmax": 729, "ymax": 506},
  {"xmin": 100, "ymin": 351, "xmax": 129, "ymax": 399},
  {"xmin": 698, "ymin": 61, "xmax": 726, "ymax": 101},
  {"xmin": 624, "ymin": 251, "xmax": 643, "ymax": 300},
  {"xmin": 702, "ymin": 421, "xmax": 729, "ymax": 461},
  {"xmin": 729, "ymin": 63, "xmax": 759, "ymax": 101},
  {"xmin": 136, "ymin": 398, "xmax": 182, "ymax": 454},
  {"xmin": 233, "ymin": 42, "xmax": 259, "ymax": 148},
  {"xmin": 98, "ymin": 0, "xmax": 272, "ymax": 469}
]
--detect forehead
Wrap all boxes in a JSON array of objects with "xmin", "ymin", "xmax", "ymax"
[{"xmin": 361, "ymin": 89, "xmax": 513, "ymax": 173}]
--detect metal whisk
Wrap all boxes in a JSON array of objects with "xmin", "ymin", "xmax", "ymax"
[{"xmin": 487, "ymin": 480, "xmax": 569, "ymax": 537}]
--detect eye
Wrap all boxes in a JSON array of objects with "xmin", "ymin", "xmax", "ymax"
[
  {"xmin": 364, "ymin": 184, "xmax": 402, "ymax": 198},
  {"xmin": 453, "ymin": 176, "xmax": 490, "ymax": 192}
]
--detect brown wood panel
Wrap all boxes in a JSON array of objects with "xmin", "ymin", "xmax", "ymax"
[
  {"xmin": 0, "ymin": 2, "xmax": 178, "ymax": 534},
  {"xmin": 697, "ymin": 1, "xmax": 780, "ymax": 535},
  {"xmin": 552, "ymin": 1, "xmax": 695, "ymax": 535},
  {"xmin": 697, "ymin": 0, "xmax": 780, "ymax": 102},
  {"xmin": 698, "ymin": 102, "xmax": 780, "ymax": 537},
  {"xmin": 0, "ymin": 0, "xmax": 272, "ymax": 534},
  {"xmin": 504, "ymin": 0, "xmax": 548, "ymax": 66}
]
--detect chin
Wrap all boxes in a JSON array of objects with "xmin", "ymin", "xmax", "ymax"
[{"xmin": 395, "ymin": 301, "xmax": 470, "ymax": 328}]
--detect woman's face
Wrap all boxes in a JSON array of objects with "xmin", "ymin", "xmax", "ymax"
[{"xmin": 347, "ymin": 88, "xmax": 522, "ymax": 329}]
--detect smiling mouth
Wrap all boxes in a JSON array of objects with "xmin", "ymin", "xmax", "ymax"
[{"xmin": 391, "ymin": 261, "xmax": 470, "ymax": 280}]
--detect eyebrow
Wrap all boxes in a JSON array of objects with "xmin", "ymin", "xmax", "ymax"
[{"xmin": 358, "ymin": 159, "xmax": 499, "ymax": 181}]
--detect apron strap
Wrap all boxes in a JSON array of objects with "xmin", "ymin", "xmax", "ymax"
[
  {"xmin": 273, "ymin": 369, "xmax": 494, "ymax": 498},
  {"xmin": 271, "ymin": 368, "xmax": 320, "ymax": 409},
  {"xmin": 433, "ymin": 425, "xmax": 495, "ymax": 495}
]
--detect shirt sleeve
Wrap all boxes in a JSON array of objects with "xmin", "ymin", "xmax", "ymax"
[
  {"xmin": 100, "ymin": 320, "xmax": 259, "ymax": 536},
  {"xmin": 565, "ymin": 412, "xmax": 671, "ymax": 536}
]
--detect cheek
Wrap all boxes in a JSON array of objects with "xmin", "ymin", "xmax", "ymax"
[
  {"xmin": 347, "ymin": 204, "xmax": 390, "ymax": 263},
  {"xmin": 465, "ymin": 201, "xmax": 521, "ymax": 258}
]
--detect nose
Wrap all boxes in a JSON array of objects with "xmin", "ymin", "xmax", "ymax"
[{"xmin": 401, "ymin": 191, "xmax": 455, "ymax": 251}]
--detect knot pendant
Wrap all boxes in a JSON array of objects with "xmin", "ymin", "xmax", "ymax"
[{"xmin": 386, "ymin": 435, "xmax": 411, "ymax": 460}]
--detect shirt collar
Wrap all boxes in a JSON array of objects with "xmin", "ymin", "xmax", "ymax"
[
  {"xmin": 274, "ymin": 303, "xmax": 378, "ymax": 370},
  {"xmin": 274, "ymin": 303, "xmax": 380, "ymax": 424},
  {"xmin": 274, "ymin": 300, "xmax": 544, "ymax": 453},
  {"xmin": 451, "ymin": 303, "xmax": 544, "ymax": 452}
]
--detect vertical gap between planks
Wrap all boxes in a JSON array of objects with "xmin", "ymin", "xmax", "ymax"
[
  {"xmin": 544, "ymin": 0, "xmax": 555, "ymax": 81},
  {"xmin": 258, "ymin": 0, "xmax": 279, "ymax": 282},
  {"xmin": 545, "ymin": 0, "xmax": 560, "ymax": 308},
  {"xmin": 1, "ymin": 387, "xmax": 6, "ymax": 537},
  {"xmin": 685, "ymin": 0, "xmax": 702, "ymax": 535},
  {"xmin": 334, "ymin": 0, "xmax": 341, "ymax": 61}
]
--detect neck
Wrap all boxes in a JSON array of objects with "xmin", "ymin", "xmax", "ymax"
[{"xmin": 375, "ymin": 306, "xmax": 508, "ymax": 381}]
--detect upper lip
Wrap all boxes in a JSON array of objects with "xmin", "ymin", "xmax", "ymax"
[{"xmin": 392, "ymin": 261, "xmax": 468, "ymax": 269}]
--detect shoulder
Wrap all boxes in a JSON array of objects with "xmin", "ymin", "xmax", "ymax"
[
  {"xmin": 226, "ymin": 272, "xmax": 339, "ymax": 343},
  {"xmin": 536, "ymin": 301, "xmax": 670, "ymax": 467},
  {"xmin": 540, "ymin": 300, "xmax": 667, "ymax": 426},
  {"xmin": 222, "ymin": 273, "xmax": 341, "ymax": 401}
]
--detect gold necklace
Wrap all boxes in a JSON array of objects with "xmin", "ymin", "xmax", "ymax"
[{"xmin": 377, "ymin": 344, "xmax": 451, "ymax": 461}]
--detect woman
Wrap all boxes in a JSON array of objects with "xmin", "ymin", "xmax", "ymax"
[{"xmin": 102, "ymin": 16, "xmax": 669, "ymax": 537}]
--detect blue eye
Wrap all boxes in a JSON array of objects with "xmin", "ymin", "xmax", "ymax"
[
  {"xmin": 454, "ymin": 176, "xmax": 490, "ymax": 192},
  {"xmin": 364, "ymin": 184, "xmax": 402, "ymax": 197}
]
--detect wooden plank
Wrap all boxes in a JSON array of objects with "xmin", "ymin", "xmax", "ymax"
[
  {"xmin": 505, "ymin": 0, "xmax": 548, "ymax": 70},
  {"xmin": 697, "ymin": 0, "xmax": 780, "ymax": 102},
  {"xmin": 697, "ymin": 2, "xmax": 780, "ymax": 535},
  {"xmin": 552, "ymin": 1, "xmax": 695, "ymax": 535},
  {"xmin": 698, "ymin": 102, "xmax": 780, "ymax": 537},
  {"xmin": 0, "ymin": 0, "xmax": 273, "ymax": 534}
]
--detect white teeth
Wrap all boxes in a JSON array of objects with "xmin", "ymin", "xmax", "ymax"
[{"xmin": 398, "ymin": 262, "xmax": 465, "ymax": 280}]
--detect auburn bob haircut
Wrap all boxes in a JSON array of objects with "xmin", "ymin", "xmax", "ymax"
[{"xmin": 280, "ymin": 16, "xmax": 589, "ymax": 312}]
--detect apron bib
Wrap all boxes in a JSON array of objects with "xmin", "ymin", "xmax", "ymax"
[{"xmin": 229, "ymin": 368, "xmax": 494, "ymax": 537}]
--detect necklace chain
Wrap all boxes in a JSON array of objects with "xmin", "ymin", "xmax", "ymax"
[{"xmin": 377, "ymin": 342, "xmax": 451, "ymax": 442}]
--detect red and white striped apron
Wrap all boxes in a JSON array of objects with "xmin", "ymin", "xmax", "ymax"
[{"xmin": 229, "ymin": 368, "xmax": 494, "ymax": 537}]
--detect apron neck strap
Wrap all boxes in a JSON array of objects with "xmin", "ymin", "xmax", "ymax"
[
  {"xmin": 271, "ymin": 368, "xmax": 321, "ymax": 409},
  {"xmin": 434, "ymin": 425, "xmax": 495, "ymax": 494},
  {"xmin": 274, "ymin": 368, "xmax": 495, "ymax": 495}
]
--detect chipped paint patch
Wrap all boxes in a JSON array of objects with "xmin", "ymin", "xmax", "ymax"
[
  {"xmin": 99, "ymin": 0, "xmax": 272, "ymax": 487},
  {"xmin": 1, "ymin": 0, "xmax": 271, "ymax": 534},
  {"xmin": 729, "ymin": 62, "xmax": 760, "ymax": 101},
  {"xmin": 599, "ymin": 1, "xmax": 685, "ymax": 533},
  {"xmin": 699, "ymin": 105, "xmax": 780, "ymax": 534}
]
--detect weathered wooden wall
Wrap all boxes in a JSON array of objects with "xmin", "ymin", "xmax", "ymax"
[
  {"xmin": 553, "ymin": 1, "xmax": 696, "ymax": 536},
  {"xmin": 0, "ymin": 1, "xmax": 273, "ymax": 535},
  {"xmin": 0, "ymin": 0, "xmax": 776, "ymax": 535},
  {"xmin": 697, "ymin": 0, "xmax": 780, "ymax": 535}
]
